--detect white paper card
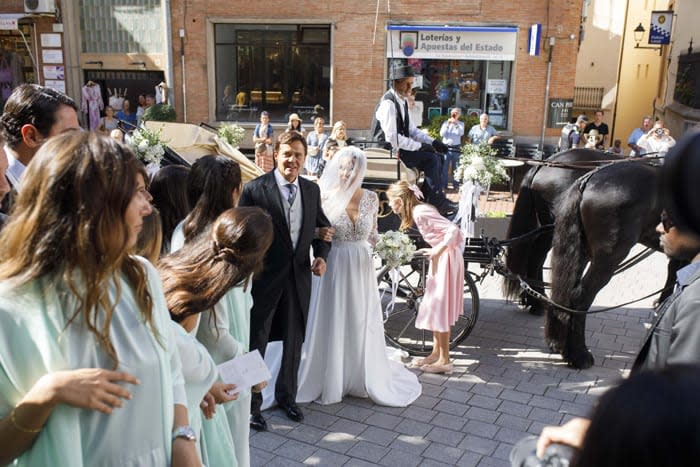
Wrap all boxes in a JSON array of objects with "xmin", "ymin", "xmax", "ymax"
[{"xmin": 217, "ymin": 350, "xmax": 271, "ymax": 390}]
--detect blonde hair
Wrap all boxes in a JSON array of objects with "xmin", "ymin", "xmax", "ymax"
[{"xmin": 386, "ymin": 180, "xmax": 422, "ymax": 231}]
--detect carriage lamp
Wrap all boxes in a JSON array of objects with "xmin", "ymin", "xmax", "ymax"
[{"xmin": 633, "ymin": 23, "xmax": 663, "ymax": 56}]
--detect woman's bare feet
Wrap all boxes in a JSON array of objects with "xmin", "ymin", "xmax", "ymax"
[
  {"xmin": 422, "ymin": 361, "xmax": 453, "ymax": 375},
  {"xmin": 412, "ymin": 354, "xmax": 439, "ymax": 368}
]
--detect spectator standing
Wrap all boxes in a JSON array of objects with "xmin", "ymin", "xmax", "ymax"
[
  {"xmin": 116, "ymin": 99, "xmax": 138, "ymax": 128},
  {"xmin": 286, "ymin": 113, "xmax": 305, "ymax": 136},
  {"xmin": 569, "ymin": 115, "xmax": 588, "ymax": 149},
  {"xmin": 608, "ymin": 138, "xmax": 623, "ymax": 155},
  {"xmin": 636, "ymin": 120, "xmax": 676, "ymax": 158},
  {"xmin": 253, "ymin": 111, "xmax": 274, "ymax": 172},
  {"xmin": 305, "ymin": 117, "xmax": 327, "ymax": 176},
  {"xmin": 136, "ymin": 94, "xmax": 146, "ymax": 126},
  {"xmin": 467, "ymin": 113, "xmax": 498, "ymax": 145},
  {"xmin": 584, "ymin": 110, "xmax": 609, "ymax": 149},
  {"xmin": 627, "ymin": 115, "xmax": 653, "ymax": 156},
  {"xmin": 439, "ymin": 107, "xmax": 464, "ymax": 189}
]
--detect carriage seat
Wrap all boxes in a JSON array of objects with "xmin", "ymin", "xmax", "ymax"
[{"xmin": 363, "ymin": 147, "xmax": 420, "ymax": 184}]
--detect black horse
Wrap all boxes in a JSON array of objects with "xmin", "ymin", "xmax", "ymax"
[
  {"xmin": 503, "ymin": 149, "xmax": 623, "ymax": 315},
  {"xmin": 547, "ymin": 160, "xmax": 663, "ymax": 369}
]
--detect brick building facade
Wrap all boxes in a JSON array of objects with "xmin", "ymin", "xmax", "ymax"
[{"xmin": 169, "ymin": 0, "xmax": 583, "ymax": 141}]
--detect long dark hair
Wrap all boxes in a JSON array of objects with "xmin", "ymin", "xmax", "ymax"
[
  {"xmin": 149, "ymin": 165, "xmax": 191, "ymax": 252},
  {"xmin": 158, "ymin": 207, "xmax": 273, "ymax": 322},
  {"xmin": 0, "ymin": 131, "xmax": 154, "ymax": 365},
  {"xmin": 182, "ymin": 155, "xmax": 241, "ymax": 243}
]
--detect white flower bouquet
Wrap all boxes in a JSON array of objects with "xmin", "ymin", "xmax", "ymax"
[
  {"xmin": 454, "ymin": 142, "xmax": 509, "ymax": 186},
  {"xmin": 217, "ymin": 123, "xmax": 245, "ymax": 148},
  {"xmin": 374, "ymin": 230, "xmax": 416, "ymax": 269},
  {"xmin": 129, "ymin": 127, "xmax": 166, "ymax": 167}
]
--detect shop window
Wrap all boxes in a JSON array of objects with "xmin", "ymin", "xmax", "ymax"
[
  {"xmin": 402, "ymin": 58, "xmax": 511, "ymax": 130},
  {"xmin": 214, "ymin": 23, "xmax": 331, "ymax": 123},
  {"xmin": 0, "ymin": 26, "xmax": 37, "ymax": 108}
]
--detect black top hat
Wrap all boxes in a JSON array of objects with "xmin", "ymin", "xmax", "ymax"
[
  {"xmin": 388, "ymin": 64, "xmax": 415, "ymax": 81},
  {"xmin": 662, "ymin": 130, "xmax": 700, "ymax": 235}
]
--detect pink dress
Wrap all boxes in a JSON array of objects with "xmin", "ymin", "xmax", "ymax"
[{"xmin": 412, "ymin": 203, "xmax": 465, "ymax": 333}]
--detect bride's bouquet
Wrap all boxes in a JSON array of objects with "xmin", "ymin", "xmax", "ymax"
[{"xmin": 374, "ymin": 230, "xmax": 416, "ymax": 269}]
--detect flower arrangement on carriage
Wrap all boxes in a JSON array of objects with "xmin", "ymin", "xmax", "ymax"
[
  {"xmin": 454, "ymin": 142, "xmax": 510, "ymax": 239},
  {"xmin": 129, "ymin": 126, "xmax": 166, "ymax": 171},
  {"xmin": 217, "ymin": 123, "xmax": 246, "ymax": 148}
]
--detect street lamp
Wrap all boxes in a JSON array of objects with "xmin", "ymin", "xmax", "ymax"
[{"xmin": 633, "ymin": 22, "xmax": 663, "ymax": 55}]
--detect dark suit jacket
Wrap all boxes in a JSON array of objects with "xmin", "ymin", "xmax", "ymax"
[
  {"xmin": 633, "ymin": 266, "xmax": 700, "ymax": 372},
  {"xmin": 238, "ymin": 171, "xmax": 331, "ymax": 341}
]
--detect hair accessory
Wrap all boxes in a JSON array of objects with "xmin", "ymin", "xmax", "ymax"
[
  {"xmin": 408, "ymin": 184, "xmax": 424, "ymax": 200},
  {"xmin": 212, "ymin": 240, "xmax": 240, "ymax": 264}
]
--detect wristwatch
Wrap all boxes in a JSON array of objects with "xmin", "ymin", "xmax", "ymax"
[{"xmin": 172, "ymin": 425, "xmax": 197, "ymax": 442}]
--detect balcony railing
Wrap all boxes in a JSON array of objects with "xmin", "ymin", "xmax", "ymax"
[
  {"xmin": 674, "ymin": 52, "xmax": 700, "ymax": 109},
  {"xmin": 573, "ymin": 86, "xmax": 604, "ymax": 110}
]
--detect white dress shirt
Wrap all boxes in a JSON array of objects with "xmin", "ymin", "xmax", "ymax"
[{"xmin": 375, "ymin": 89, "xmax": 432, "ymax": 152}]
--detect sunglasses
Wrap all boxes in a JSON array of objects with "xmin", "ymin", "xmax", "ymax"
[{"xmin": 660, "ymin": 211, "xmax": 675, "ymax": 233}]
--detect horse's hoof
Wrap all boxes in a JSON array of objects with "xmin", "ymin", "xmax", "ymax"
[
  {"xmin": 565, "ymin": 349, "xmax": 595, "ymax": 369},
  {"xmin": 546, "ymin": 338, "xmax": 563, "ymax": 354},
  {"xmin": 527, "ymin": 304, "xmax": 545, "ymax": 316}
]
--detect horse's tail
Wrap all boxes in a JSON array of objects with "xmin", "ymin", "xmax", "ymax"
[
  {"xmin": 550, "ymin": 183, "xmax": 587, "ymax": 308},
  {"xmin": 503, "ymin": 167, "xmax": 539, "ymax": 300}
]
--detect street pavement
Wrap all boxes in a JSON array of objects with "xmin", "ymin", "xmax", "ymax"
[{"xmin": 250, "ymin": 245, "xmax": 668, "ymax": 466}]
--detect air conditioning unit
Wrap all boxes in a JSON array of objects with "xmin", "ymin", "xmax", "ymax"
[{"xmin": 24, "ymin": 0, "xmax": 56, "ymax": 14}]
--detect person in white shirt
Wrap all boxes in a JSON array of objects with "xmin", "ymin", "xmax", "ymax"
[
  {"xmin": 371, "ymin": 63, "xmax": 456, "ymax": 216},
  {"xmin": 636, "ymin": 121, "xmax": 676, "ymax": 158},
  {"xmin": 439, "ymin": 107, "xmax": 465, "ymax": 189}
]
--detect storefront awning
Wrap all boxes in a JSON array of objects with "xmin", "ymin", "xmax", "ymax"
[
  {"xmin": 386, "ymin": 24, "xmax": 518, "ymax": 61},
  {"xmin": 0, "ymin": 14, "xmax": 28, "ymax": 31}
]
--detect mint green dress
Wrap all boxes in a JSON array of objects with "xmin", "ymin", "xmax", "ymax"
[
  {"xmin": 197, "ymin": 283, "xmax": 252, "ymax": 467},
  {"xmin": 175, "ymin": 320, "xmax": 238, "ymax": 467},
  {"xmin": 0, "ymin": 258, "xmax": 185, "ymax": 466}
]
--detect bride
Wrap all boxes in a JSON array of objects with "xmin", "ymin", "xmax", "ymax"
[{"xmin": 263, "ymin": 146, "xmax": 421, "ymax": 407}]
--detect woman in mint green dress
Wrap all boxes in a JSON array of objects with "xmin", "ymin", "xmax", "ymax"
[
  {"xmin": 0, "ymin": 132, "xmax": 199, "ymax": 466},
  {"xmin": 160, "ymin": 207, "xmax": 274, "ymax": 467}
]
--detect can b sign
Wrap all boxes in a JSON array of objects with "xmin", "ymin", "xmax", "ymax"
[{"xmin": 547, "ymin": 98, "xmax": 573, "ymax": 128}]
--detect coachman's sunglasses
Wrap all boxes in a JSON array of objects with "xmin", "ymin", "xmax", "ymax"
[{"xmin": 660, "ymin": 211, "xmax": 675, "ymax": 233}]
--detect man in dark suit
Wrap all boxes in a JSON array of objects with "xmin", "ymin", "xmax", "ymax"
[{"xmin": 239, "ymin": 130, "xmax": 332, "ymax": 431}]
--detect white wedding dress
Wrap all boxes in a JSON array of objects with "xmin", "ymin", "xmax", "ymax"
[{"xmin": 263, "ymin": 189, "xmax": 421, "ymax": 407}]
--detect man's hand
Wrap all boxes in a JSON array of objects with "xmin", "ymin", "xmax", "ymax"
[
  {"xmin": 311, "ymin": 257, "xmax": 327, "ymax": 276},
  {"xmin": 317, "ymin": 226, "xmax": 335, "ymax": 242},
  {"xmin": 419, "ymin": 143, "xmax": 435, "ymax": 153},
  {"xmin": 536, "ymin": 417, "xmax": 591, "ymax": 458},
  {"xmin": 432, "ymin": 140, "xmax": 449, "ymax": 154}
]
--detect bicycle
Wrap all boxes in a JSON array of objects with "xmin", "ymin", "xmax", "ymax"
[{"xmin": 376, "ymin": 252, "xmax": 480, "ymax": 356}]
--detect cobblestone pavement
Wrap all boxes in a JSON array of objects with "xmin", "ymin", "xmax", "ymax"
[{"xmin": 250, "ymin": 246, "xmax": 667, "ymax": 467}]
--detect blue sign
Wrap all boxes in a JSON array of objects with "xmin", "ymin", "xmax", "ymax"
[
  {"xmin": 528, "ymin": 24, "xmax": 541, "ymax": 56},
  {"xmin": 649, "ymin": 10, "xmax": 673, "ymax": 45}
]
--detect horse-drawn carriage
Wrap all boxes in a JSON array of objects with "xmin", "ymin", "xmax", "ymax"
[{"xmin": 363, "ymin": 145, "xmax": 668, "ymax": 368}]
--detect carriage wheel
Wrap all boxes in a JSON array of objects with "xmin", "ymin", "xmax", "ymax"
[{"xmin": 378, "ymin": 266, "xmax": 479, "ymax": 356}]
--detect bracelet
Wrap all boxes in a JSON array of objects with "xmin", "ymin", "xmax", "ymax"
[{"xmin": 10, "ymin": 406, "xmax": 43, "ymax": 434}]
